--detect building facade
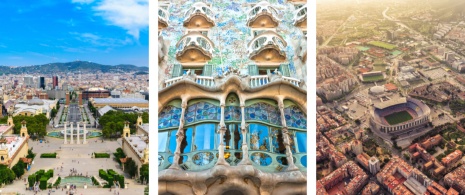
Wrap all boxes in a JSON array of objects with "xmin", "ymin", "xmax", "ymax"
[{"xmin": 158, "ymin": 0, "xmax": 307, "ymax": 194}]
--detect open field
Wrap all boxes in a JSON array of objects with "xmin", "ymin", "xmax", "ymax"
[
  {"xmin": 368, "ymin": 41, "xmax": 397, "ymax": 50},
  {"xmin": 362, "ymin": 74, "xmax": 385, "ymax": 82},
  {"xmin": 384, "ymin": 111, "xmax": 413, "ymax": 125}
]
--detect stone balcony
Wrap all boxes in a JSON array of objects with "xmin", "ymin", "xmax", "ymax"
[
  {"xmin": 183, "ymin": 2, "xmax": 215, "ymax": 28},
  {"xmin": 158, "ymin": 7, "xmax": 169, "ymax": 30},
  {"xmin": 161, "ymin": 70, "xmax": 305, "ymax": 91},
  {"xmin": 246, "ymin": 1, "xmax": 280, "ymax": 28},
  {"xmin": 293, "ymin": 4, "xmax": 307, "ymax": 29},
  {"xmin": 247, "ymin": 31, "xmax": 287, "ymax": 63}
]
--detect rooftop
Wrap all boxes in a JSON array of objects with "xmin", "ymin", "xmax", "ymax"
[{"xmin": 92, "ymin": 98, "xmax": 148, "ymax": 104}]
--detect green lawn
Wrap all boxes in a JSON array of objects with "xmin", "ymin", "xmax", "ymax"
[
  {"xmin": 368, "ymin": 41, "xmax": 397, "ymax": 50},
  {"xmin": 384, "ymin": 111, "xmax": 413, "ymax": 125},
  {"xmin": 362, "ymin": 74, "xmax": 385, "ymax": 82}
]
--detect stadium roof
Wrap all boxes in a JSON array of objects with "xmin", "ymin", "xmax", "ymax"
[
  {"xmin": 374, "ymin": 97, "xmax": 407, "ymax": 109},
  {"xmin": 93, "ymin": 98, "xmax": 148, "ymax": 104}
]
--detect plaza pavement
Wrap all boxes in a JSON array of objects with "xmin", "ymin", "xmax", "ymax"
[{"xmin": 1, "ymin": 136, "xmax": 146, "ymax": 195}]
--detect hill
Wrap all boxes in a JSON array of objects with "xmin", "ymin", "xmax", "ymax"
[{"xmin": 0, "ymin": 61, "xmax": 148, "ymax": 74}]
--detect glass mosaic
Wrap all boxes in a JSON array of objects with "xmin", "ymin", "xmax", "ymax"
[
  {"xmin": 159, "ymin": 105, "xmax": 182, "ymax": 129},
  {"xmin": 284, "ymin": 105, "xmax": 306, "ymax": 129},
  {"xmin": 245, "ymin": 102, "xmax": 281, "ymax": 126},
  {"xmin": 185, "ymin": 102, "xmax": 220, "ymax": 124}
]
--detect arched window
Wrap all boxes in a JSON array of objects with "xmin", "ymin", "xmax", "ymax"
[
  {"xmin": 245, "ymin": 101, "xmax": 281, "ymax": 126},
  {"xmin": 283, "ymin": 102, "xmax": 306, "ymax": 130},
  {"xmin": 158, "ymin": 101, "xmax": 182, "ymax": 130},
  {"xmin": 185, "ymin": 101, "xmax": 220, "ymax": 124}
]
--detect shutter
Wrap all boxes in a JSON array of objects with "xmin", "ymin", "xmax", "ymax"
[
  {"xmin": 248, "ymin": 65, "xmax": 258, "ymax": 76},
  {"xmin": 203, "ymin": 64, "xmax": 213, "ymax": 76},
  {"xmin": 279, "ymin": 64, "xmax": 290, "ymax": 77},
  {"xmin": 172, "ymin": 64, "xmax": 182, "ymax": 78}
]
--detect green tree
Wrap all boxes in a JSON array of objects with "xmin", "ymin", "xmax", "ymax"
[
  {"xmin": 126, "ymin": 159, "xmax": 137, "ymax": 178},
  {"xmin": 140, "ymin": 164, "xmax": 149, "ymax": 183},
  {"xmin": 0, "ymin": 165, "xmax": 16, "ymax": 185},
  {"xmin": 12, "ymin": 161, "xmax": 26, "ymax": 178}
]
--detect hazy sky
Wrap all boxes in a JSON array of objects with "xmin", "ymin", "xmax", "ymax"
[{"xmin": 0, "ymin": 0, "xmax": 148, "ymax": 66}]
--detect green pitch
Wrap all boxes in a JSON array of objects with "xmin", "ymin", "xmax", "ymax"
[
  {"xmin": 368, "ymin": 41, "xmax": 397, "ymax": 50},
  {"xmin": 384, "ymin": 111, "xmax": 413, "ymax": 125}
]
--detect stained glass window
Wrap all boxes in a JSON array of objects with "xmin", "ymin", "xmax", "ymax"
[
  {"xmin": 185, "ymin": 102, "xmax": 220, "ymax": 124},
  {"xmin": 245, "ymin": 102, "xmax": 281, "ymax": 126},
  {"xmin": 225, "ymin": 106, "xmax": 241, "ymax": 121},
  {"xmin": 194, "ymin": 124, "xmax": 216, "ymax": 151},
  {"xmin": 171, "ymin": 128, "xmax": 192, "ymax": 154},
  {"xmin": 284, "ymin": 105, "xmax": 306, "ymax": 129},
  {"xmin": 159, "ymin": 132, "xmax": 168, "ymax": 152},
  {"xmin": 158, "ymin": 105, "xmax": 182, "ymax": 129},
  {"xmin": 249, "ymin": 124, "xmax": 269, "ymax": 151}
]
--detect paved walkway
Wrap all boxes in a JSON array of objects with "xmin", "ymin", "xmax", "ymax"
[{"xmin": 1, "ymin": 137, "xmax": 146, "ymax": 195}]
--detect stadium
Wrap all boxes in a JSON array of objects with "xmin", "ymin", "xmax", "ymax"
[{"xmin": 370, "ymin": 97, "xmax": 430, "ymax": 135}]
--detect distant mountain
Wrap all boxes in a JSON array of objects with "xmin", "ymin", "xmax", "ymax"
[{"xmin": 0, "ymin": 61, "xmax": 148, "ymax": 75}]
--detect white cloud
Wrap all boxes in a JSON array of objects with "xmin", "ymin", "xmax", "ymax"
[
  {"xmin": 93, "ymin": 0, "xmax": 148, "ymax": 39},
  {"xmin": 70, "ymin": 32, "xmax": 133, "ymax": 47},
  {"xmin": 72, "ymin": 0, "xmax": 95, "ymax": 4}
]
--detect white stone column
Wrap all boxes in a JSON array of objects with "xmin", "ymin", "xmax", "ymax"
[
  {"xmin": 64, "ymin": 122, "xmax": 68, "ymax": 144},
  {"xmin": 216, "ymin": 103, "xmax": 229, "ymax": 166},
  {"xmin": 238, "ymin": 103, "xmax": 252, "ymax": 165},
  {"xmin": 70, "ymin": 122, "xmax": 74, "ymax": 144},
  {"xmin": 169, "ymin": 100, "xmax": 187, "ymax": 170},
  {"xmin": 278, "ymin": 100, "xmax": 298, "ymax": 171},
  {"xmin": 83, "ymin": 122, "xmax": 87, "ymax": 144},
  {"xmin": 77, "ymin": 123, "xmax": 80, "ymax": 144}
]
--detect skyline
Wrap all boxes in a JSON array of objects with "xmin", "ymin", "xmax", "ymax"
[{"xmin": 0, "ymin": 0, "xmax": 148, "ymax": 67}]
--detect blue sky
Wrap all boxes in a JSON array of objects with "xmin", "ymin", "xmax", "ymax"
[{"xmin": 0, "ymin": 0, "xmax": 148, "ymax": 67}]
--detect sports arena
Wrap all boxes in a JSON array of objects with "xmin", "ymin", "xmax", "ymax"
[{"xmin": 370, "ymin": 97, "xmax": 430, "ymax": 135}]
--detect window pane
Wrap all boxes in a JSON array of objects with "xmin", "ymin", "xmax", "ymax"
[
  {"xmin": 184, "ymin": 128, "xmax": 193, "ymax": 153},
  {"xmin": 168, "ymin": 130, "xmax": 177, "ymax": 153},
  {"xmin": 159, "ymin": 132, "xmax": 168, "ymax": 152},
  {"xmin": 296, "ymin": 132, "xmax": 307, "ymax": 153},
  {"xmin": 271, "ymin": 129, "xmax": 285, "ymax": 154},
  {"xmin": 194, "ymin": 124, "xmax": 215, "ymax": 150},
  {"xmin": 249, "ymin": 124, "xmax": 269, "ymax": 151}
]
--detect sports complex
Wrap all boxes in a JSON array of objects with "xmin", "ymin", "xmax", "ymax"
[{"xmin": 370, "ymin": 97, "xmax": 431, "ymax": 135}]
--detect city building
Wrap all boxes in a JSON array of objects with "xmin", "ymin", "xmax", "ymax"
[
  {"xmin": 121, "ymin": 119, "xmax": 149, "ymax": 180},
  {"xmin": 158, "ymin": 0, "xmax": 307, "ymax": 194},
  {"xmin": 82, "ymin": 88, "xmax": 110, "ymax": 99},
  {"xmin": 0, "ymin": 119, "xmax": 29, "ymax": 169},
  {"xmin": 441, "ymin": 150, "xmax": 462, "ymax": 168},
  {"xmin": 444, "ymin": 164, "xmax": 465, "ymax": 194},
  {"xmin": 317, "ymin": 161, "xmax": 369, "ymax": 195},
  {"xmin": 368, "ymin": 156, "xmax": 380, "ymax": 175},
  {"xmin": 39, "ymin": 76, "xmax": 45, "ymax": 89},
  {"xmin": 52, "ymin": 75, "xmax": 59, "ymax": 89},
  {"xmin": 90, "ymin": 98, "xmax": 148, "ymax": 109}
]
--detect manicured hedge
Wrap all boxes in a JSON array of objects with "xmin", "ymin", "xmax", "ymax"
[
  {"xmin": 28, "ymin": 174, "xmax": 36, "ymax": 188},
  {"xmin": 29, "ymin": 169, "xmax": 53, "ymax": 189},
  {"xmin": 91, "ymin": 176, "xmax": 99, "ymax": 186},
  {"xmin": 40, "ymin": 153, "xmax": 57, "ymax": 158},
  {"xmin": 39, "ymin": 176, "xmax": 48, "ymax": 190},
  {"xmin": 98, "ymin": 169, "xmax": 125, "ymax": 188},
  {"xmin": 118, "ymin": 175, "xmax": 125, "ymax": 188},
  {"xmin": 53, "ymin": 177, "xmax": 61, "ymax": 187},
  {"xmin": 94, "ymin": 153, "xmax": 110, "ymax": 158}
]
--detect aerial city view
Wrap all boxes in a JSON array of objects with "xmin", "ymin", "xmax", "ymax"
[
  {"xmin": 316, "ymin": 0, "xmax": 465, "ymax": 194},
  {"xmin": 158, "ymin": 0, "xmax": 307, "ymax": 194},
  {"xmin": 0, "ymin": 1, "xmax": 149, "ymax": 194}
]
